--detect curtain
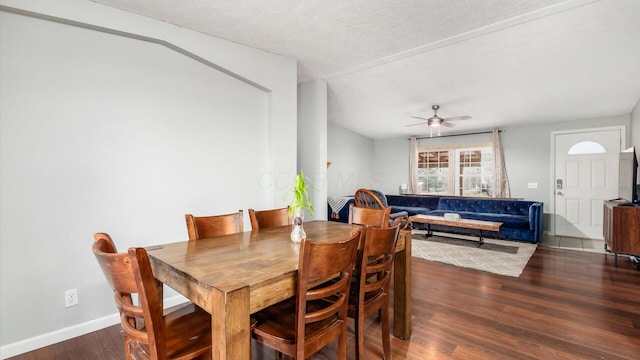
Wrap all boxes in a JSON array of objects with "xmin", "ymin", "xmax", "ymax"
[
  {"xmin": 408, "ymin": 137, "xmax": 418, "ymax": 194},
  {"xmin": 492, "ymin": 129, "xmax": 511, "ymax": 198}
]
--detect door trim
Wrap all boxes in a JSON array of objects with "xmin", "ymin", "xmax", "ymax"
[{"xmin": 549, "ymin": 125, "xmax": 625, "ymax": 236}]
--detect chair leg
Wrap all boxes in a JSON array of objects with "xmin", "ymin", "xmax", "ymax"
[
  {"xmin": 356, "ymin": 310, "xmax": 365, "ymax": 360},
  {"xmin": 381, "ymin": 300, "xmax": 391, "ymax": 360},
  {"xmin": 123, "ymin": 337, "xmax": 132, "ymax": 360},
  {"xmin": 338, "ymin": 320, "xmax": 348, "ymax": 360}
]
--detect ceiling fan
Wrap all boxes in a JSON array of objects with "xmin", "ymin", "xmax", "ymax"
[{"xmin": 406, "ymin": 105, "xmax": 472, "ymax": 136}]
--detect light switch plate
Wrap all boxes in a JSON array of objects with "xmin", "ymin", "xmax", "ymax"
[{"xmin": 527, "ymin": 182, "xmax": 538, "ymax": 189}]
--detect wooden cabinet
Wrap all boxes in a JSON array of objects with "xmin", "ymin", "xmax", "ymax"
[{"xmin": 603, "ymin": 199, "xmax": 640, "ymax": 266}]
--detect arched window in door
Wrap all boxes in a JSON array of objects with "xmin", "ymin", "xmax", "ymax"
[{"xmin": 568, "ymin": 141, "xmax": 606, "ymax": 155}]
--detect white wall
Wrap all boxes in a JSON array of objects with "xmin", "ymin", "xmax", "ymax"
[
  {"xmin": 327, "ymin": 123, "xmax": 375, "ymax": 196},
  {"xmin": 632, "ymin": 98, "xmax": 640, "ymax": 154},
  {"xmin": 0, "ymin": 0, "xmax": 296, "ymax": 356},
  {"xmin": 373, "ymin": 137, "xmax": 410, "ymax": 195},
  {"xmin": 298, "ymin": 79, "xmax": 328, "ymax": 220}
]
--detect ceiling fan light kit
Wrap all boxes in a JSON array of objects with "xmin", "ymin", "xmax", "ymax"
[
  {"xmin": 407, "ymin": 105, "xmax": 472, "ymax": 137},
  {"xmin": 430, "ymin": 124, "xmax": 440, "ymax": 137}
]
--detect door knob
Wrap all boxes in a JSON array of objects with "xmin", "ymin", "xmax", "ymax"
[{"xmin": 557, "ymin": 191, "xmax": 563, "ymax": 196}]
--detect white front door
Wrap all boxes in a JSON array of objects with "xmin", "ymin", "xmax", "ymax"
[{"xmin": 554, "ymin": 128, "xmax": 622, "ymax": 239}]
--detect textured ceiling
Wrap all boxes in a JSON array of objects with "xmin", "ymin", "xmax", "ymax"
[{"xmin": 92, "ymin": 0, "xmax": 640, "ymax": 139}]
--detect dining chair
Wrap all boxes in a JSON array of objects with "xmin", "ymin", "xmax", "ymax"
[
  {"xmin": 184, "ymin": 210, "xmax": 243, "ymax": 240},
  {"xmin": 348, "ymin": 207, "xmax": 403, "ymax": 320},
  {"xmin": 348, "ymin": 203, "xmax": 391, "ymax": 228},
  {"xmin": 354, "ymin": 188, "xmax": 409, "ymax": 229},
  {"xmin": 248, "ymin": 207, "xmax": 291, "ymax": 230},
  {"xmin": 349, "ymin": 225, "xmax": 400, "ymax": 360},
  {"xmin": 251, "ymin": 231, "xmax": 361, "ymax": 360},
  {"xmin": 92, "ymin": 233, "xmax": 211, "ymax": 360}
]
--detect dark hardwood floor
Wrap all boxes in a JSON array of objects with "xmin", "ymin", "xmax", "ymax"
[{"xmin": 9, "ymin": 246, "xmax": 640, "ymax": 359}]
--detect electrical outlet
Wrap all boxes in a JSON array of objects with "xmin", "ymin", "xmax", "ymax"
[{"xmin": 65, "ymin": 288, "xmax": 78, "ymax": 307}]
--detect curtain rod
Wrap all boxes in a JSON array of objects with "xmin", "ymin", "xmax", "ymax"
[{"xmin": 409, "ymin": 129, "xmax": 502, "ymax": 140}]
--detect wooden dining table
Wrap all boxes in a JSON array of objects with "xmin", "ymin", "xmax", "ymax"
[{"xmin": 147, "ymin": 220, "xmax": 412, "ymax": 360}]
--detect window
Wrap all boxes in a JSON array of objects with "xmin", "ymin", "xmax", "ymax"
[
  {"xmin": 416, "ymin": 143, "xmax": 494, "ymax": 197},
  {"xmin": 567, "ymin": 141, "xmax": 606, "ymax": 155},
  {"xmin": 417, "ymin": 150, "xmax": 450, "ymax": 195}
]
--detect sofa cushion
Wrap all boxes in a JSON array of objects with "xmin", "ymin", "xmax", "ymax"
[
  {"xmin": 429, "ymin": 210, "xmax": 529, "ymax": 230},
  {"xmin": 390, "ymin": 205, "xmax": 433, "ymax": 216},
  {"xmin": 437, "ymin": 197, "xmax": 531, "ymax": 216},
  {"xmin": 386, "ymin": 195, "xmax": 440, "ymax": 209}
]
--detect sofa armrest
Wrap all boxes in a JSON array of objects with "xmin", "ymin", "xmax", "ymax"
[
  {"xmin": 528, "ymin": 202, "xmax": 544, "ymax": 240},
  {"xmin": 389, "ymin": 211, "xmax": 409, "ymax": 220},
  {"xmin": 389, "ymin": 210, "xmax": 409, "ymax": 229},
  {"xmin": 327, "ymin": 197, "xmax": 354, "ymax": 223}
]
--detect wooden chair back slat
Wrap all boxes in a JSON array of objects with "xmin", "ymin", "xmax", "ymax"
[
  {"xmin": 348, "ymin": 204, "xmax": 390, "ymax": 228},
  {"xmin": 248, "ymin": 207, "xmax": 291, "ymax": 230},
  {"xmin": 185, "ymin": 210, "xmax": 243, "ymax": 240}
]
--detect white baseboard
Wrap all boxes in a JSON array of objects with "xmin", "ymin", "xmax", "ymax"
[{"xmin": 0, "ymin": 295, "xmax": 188, "ymax": 359}]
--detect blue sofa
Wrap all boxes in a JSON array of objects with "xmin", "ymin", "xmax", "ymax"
[
  {"xmin": 386, "ymin": 195, "xmax": 543, "ymax": 243},
  {"xmin": 327, "ymin": 194, "xmax": 543, "ymax": 243}
]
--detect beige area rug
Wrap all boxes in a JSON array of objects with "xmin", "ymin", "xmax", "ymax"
[{"xmin": 411, "ymin": 231, "xmax": 537, "ymax": 277}]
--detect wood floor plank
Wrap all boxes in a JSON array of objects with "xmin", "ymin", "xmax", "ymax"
[{"xmin": 8, "ymin": 246, "xmax": 640, "ymax": 360}]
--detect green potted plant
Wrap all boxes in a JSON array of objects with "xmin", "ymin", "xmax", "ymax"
[{"xmin": 283, "ymin": 170, "xmax": 315, "ymax": 242}]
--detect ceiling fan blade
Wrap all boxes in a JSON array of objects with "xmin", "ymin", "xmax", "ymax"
[
  {"xmin": 410, "ymin": 116, "xmax": 430, "ymax": 121},
  {"xmin": 405, "ymin": 122, "xmax": 428, "ymax": 127},
  {"xmin": 442, "ymin": 122, "xmax": 455, "ymax": 128},
  {"xmin": 443, "ymin": 115, "xmax": 472, "ymax": 121}
]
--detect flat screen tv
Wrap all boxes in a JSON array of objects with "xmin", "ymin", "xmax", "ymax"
[{"xmin": 618, "ymin": 146, "xmax": 638, "ymax": 204}]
